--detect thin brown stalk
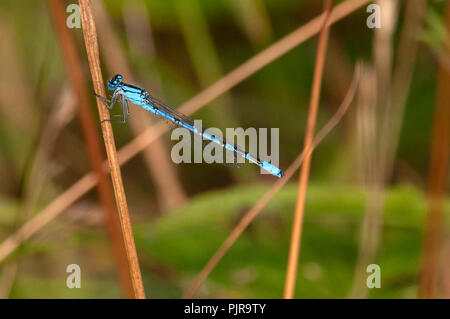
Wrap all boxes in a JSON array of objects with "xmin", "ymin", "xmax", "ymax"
[
  {"xmin": 48, "ymin": 0, "xmax": 135, "ymax": 298},
  {"xmin": 78, "ymin": 0, "xmax": 145, "ymax": 299},
  {"xmin": 92, "ymin": 0, "xmax": 186, "ymax": 212},
  {"xmin": 419, "ymin": 0, "xmax": 450, "ymax": 299},
  {"xmin": 0, "ymin": 0, "xmax": 368, "ymax": 265},
  {"xmin": 183, "ymin": 63, "xmax": 362, "ymax": 299},
  {"xmin": 284, "ymin": 0, "xmax": 333, "ymax": 299}
]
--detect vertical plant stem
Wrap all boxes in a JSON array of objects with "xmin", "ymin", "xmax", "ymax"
[
  {"xmin": 419, "ymin": 0, "xmax": 450, "ymax": 299},
  {"xmin": 283, "ymin": 0, "xmax": 332, "ymax": 299},
  {"xmin": 78, "ymin": 0, "xmax": 145, "ymax": 299},
  {"xmin": 48, "ymin": 0, "xmax": 135, "ymax": 298},
  {"xmin": 348, "ymin": 66, "xmax": 378, "ymax": 298}
]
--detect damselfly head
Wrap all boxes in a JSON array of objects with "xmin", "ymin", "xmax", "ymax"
[{"xmin": 108, "ymin": 74, "xmax": 123, "ymax": 90}]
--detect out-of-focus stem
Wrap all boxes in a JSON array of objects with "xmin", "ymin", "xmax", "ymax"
[
  {"xmin": 419, "ymin": 0, "xmax": 450, "ymax": 299},
  {"xmin": 228, "ymin": 0, "xmax": 273, "ymax": 46}
]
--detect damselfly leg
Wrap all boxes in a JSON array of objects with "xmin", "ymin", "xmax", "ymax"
[{"xmin": 95, "ymin": 92, "xmax": 130, "ymax": 123}]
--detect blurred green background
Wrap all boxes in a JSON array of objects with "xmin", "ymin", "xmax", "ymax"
[{"xmin": 0, "ymin": 0, "xmax": 448, "ymax": 298}]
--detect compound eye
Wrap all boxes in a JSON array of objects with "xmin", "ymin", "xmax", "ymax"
[
  {"xmin": 110, "ymin": 74, "xmax": 122, "ymax": 84},
  {"xmin": 108, "ymin": 74, "xmax": 123, "ymax": 90},
  {"xmin": 113, "ymin": 74, "xmax": 122, "ymax": 85}
]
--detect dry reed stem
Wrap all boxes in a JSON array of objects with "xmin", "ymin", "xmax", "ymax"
[
  {"xmin": 419, "ymin": 0, "xmax": 450, "ymax": 299},
  {"xmin": 183, "ymin": 63, "xmax": 362, "ymax": 299},
  {"xmin": 284, "ymin": 0, "xmax": 333, "ymax": 299},
  {"xmin": 92, "ymin": 0, "xmax": 186, "ymax": 211},
  {"xmin": 0, "ymin": 0, "xmax": 368, "ymax": 265},
  {"xmin": 78, "ymin": 0, "xmax": 145, "ymax": 299},
  {"xmin": 48, "ymin": 0, "xmax": 135, "ymax": 298}
]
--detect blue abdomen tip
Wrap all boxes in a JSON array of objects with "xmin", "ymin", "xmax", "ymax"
[{"xmin": 262, "ymin": 162, "xmax": 284, "ymax": 178}]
